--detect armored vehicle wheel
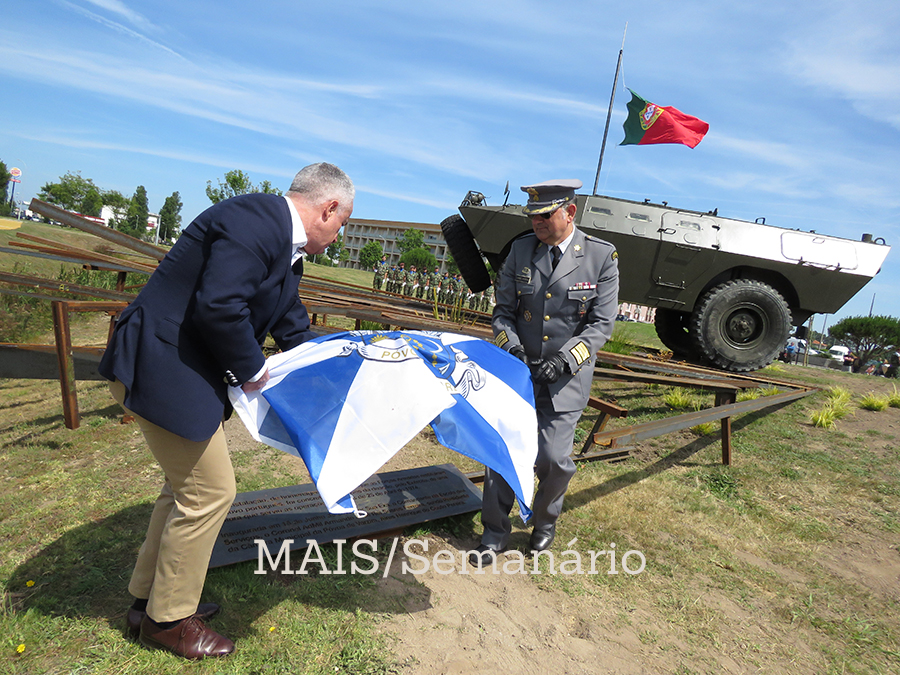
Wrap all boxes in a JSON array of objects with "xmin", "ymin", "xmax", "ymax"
[
  {"xmin": 690, "ymin": 279, "xmax": 792, "ymax": 372},
  {"xmin": 654, "ymin": 308, "xmax": 699, "ymax": 358},
  {"xmin": 440, "ymin": 214, "xmax": 491, "ymax": 293}
]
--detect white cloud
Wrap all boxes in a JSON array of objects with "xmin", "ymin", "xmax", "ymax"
[
  {"xmin": 80, "ymin": 0, "xmax": 153, "ymax": 30},
  {"xmin": 58, "ymin": 0, "xmax": 180, "ymax": 57},
  {"xmin": 783, "ymin": 2, "xmax": 900, "ymax": 130}
]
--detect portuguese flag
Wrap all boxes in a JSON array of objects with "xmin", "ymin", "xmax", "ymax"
[{"xmin": 621, "ymin": 89, "xmax": 709, "ymax": 148}]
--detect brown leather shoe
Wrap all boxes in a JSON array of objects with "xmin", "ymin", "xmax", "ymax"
[
  {"xmin": 125, "ymin": 602, "xmax": 220, "ymax": 640},
  {"xmin": 139, "ymin": 614, "xmax": 234, "ymax": 659}
]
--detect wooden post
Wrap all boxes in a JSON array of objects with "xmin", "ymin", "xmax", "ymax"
[
  {"xmin": 51, "ymin": 301, "xmax": 79, "ymax": 430},
  {"xmin": 715, "ymin": 391, "xmax": 737, "ymax": 465}
]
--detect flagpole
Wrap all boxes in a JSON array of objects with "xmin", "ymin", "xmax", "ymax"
[{"xmin": 593, "ymin": 24, "xmax": 627, "ymax": 196}]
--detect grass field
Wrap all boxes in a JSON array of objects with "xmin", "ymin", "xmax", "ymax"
[
  {"xmin": 2, "ymin": 325, "xmax": 899, "ymax": 672},
  {"xmin": 2, "ymin": 216, "xmax": 899, "ymax": 673}
]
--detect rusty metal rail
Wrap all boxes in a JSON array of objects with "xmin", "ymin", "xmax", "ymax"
[
  {"xmin": 2, "ymin": 203, "xmax": 816, "ymax": 454},
  {"xmin": 582, "ymin": 351, "xmax": 817, "ymax": 465},
  {"xmin": 28, "ymin": 199, "xmax": 168, "ymax": 262}
]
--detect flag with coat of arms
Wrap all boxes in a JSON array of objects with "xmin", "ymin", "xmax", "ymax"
[{"xmin": 229, "ymin": 330, "xmax": 538, "ymax": 521}]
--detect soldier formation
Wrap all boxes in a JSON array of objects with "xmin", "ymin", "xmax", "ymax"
[{"xmin": 372, "ymin": 259, "xmax": 495, "ymax": 311}]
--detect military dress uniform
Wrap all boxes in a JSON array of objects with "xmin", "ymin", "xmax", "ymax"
[{"xmin": 479, "ymin": 181, "xmax": 619, "ymax": 554}]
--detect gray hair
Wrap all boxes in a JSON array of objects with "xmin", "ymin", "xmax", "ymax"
[{"xmin": 288, "ymin": 162, "xmax": 354, "ymax": 208}]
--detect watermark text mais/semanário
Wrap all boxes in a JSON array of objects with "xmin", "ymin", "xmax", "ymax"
[{"xmin": 254, "ymin": 538, "xmax": 646, "ymax": 577}]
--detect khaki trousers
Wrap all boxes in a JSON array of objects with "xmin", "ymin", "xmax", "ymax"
[{"xmin": 110, "ymin": 380, "xmax": 236, "ymax": 622}]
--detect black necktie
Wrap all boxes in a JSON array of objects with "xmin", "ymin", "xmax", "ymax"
[{"xmin": 551, "ymin": 246, "xmax": 561, "ymax": 270}]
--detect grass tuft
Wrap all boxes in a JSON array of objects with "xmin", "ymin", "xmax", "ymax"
[
  {"xmin": 663, "ymin": 387, "xmax": 701, "ymax": 411},
  {"xmin": 690, "ymin": 422, "xmax": 717, "ymax": 436},
  {"xmin": 859, "ymin": 392, "xmax": 889, "ymax": 411},
  {"xmin": 810, "ymin": 406, "xmax": 838, "ymax": 429},
  {"xmin": 888, "ymin": 384, "xmax": 900, "ymax": 408}
]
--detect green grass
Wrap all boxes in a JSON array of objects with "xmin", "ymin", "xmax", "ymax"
[
  {"xmin": 0, "ymin": 379, "xmax": 398, "ymax": 675},
  {"xmin": 3, "ymin": 270, "xmax": 900, "ymax": 673}
]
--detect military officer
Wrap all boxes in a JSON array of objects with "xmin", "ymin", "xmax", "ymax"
[
  {"xmin": 394, "ymin": 262, "xmax": 406, "ymax": 295},
  {"xmin": 405, "ymin": 265, "xmax": 418, "ymax": 296},
  {"xmin": 373, "ymin": 256, "xmax": 386, "ymax": 291},
  {"xmin": 417, "ymin": 270, "xmax": 428, "ymax": 299},
  {"xmin": 430, "ymin": 267, "xmax": 442, "ymax": 302},
  {"xmin": 471, "ymin": 179, "xmax": 619, "ymax": 564},
  {"xmin": 480, "ymin": 283, "xmax": 495, "ymax": 312}
]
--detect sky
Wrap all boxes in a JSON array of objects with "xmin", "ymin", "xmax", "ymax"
[{"xmin": 1, "ymin": 0, "xmax": 898, "ymax": 327}]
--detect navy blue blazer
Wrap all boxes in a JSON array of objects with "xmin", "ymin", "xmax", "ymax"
[{"xmin": 99, "ymin": 193, "xmax": 316, "ymax": 441}]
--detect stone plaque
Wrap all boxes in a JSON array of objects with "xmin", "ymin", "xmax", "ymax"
[{"xmin": 209, "ymin": 463, "xmax": 482, "ymax": 568}]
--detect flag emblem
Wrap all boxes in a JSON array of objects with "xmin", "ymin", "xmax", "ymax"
[{"xmin": 640, "ymin": 103, "xmax": 663, "ymax": 130}]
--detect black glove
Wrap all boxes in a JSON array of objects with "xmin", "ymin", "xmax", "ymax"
[
  {"xmin": 533, "ymin": 352, "xmax": 569, "ymax": 384},
  {"xmin": 508, "ymin": 344, "xmax": 529, "ymax": 363}
]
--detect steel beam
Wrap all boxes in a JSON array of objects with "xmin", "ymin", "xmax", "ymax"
[
  {"xmin": 592, "ymin": 387, "xmax": 813, "ymax": 464},
  {"xmin": 28, "ymin": 199, "xmax": 169, "ymax": 261}
]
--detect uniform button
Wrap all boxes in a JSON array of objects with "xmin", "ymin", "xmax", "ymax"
[
  {"xmin": 544, "ymin": 315, "xmax": 550, "ymax": 321},
  {"xmin": 545, "ymin": 292, "xmax": 552, "ymax": 299},
  {"xmin": 543, "ymin": 335, "xmax": 549, "ymax": 342},
  {"xmin": 582, "ymin": 296, "xmax": 587, "ymax": 301},
  {"xmin": 517, "ymin": 290, "xmax": 522, "ymax": 295}
]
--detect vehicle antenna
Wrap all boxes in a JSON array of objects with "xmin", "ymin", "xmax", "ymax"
[{"xmin": 593, "ymin": 23, "xmax": 627, "ymax": 196}]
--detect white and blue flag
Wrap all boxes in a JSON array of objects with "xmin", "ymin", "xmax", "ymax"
[{"xmin": 229, "ymin": 330, "xmax": 537, "ymax": 521}]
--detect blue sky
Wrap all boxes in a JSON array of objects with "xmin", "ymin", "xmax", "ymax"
[{"xmin": 2, "ymin": 0, "xmax": 898, "ymax": 327}]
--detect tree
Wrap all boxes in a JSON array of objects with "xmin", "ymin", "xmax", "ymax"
[
  {"xmin": 358, "ymin": 241, "xmax": 383, "ymax": 269},
  {"xmin": 80, "ymin": 188, "xmax": 103, "ymax": 217},
  {"xmin": 397, "ymin": 228, "xmax": 424, "ymax": 254},
  {"xmin": 0, "ymin": 161, "xmax": 10, "ymax": 216},
  {"xmin": 326, "ymin": 232, "xmax": 350, "ymax": 266},
  {"xmin": 158, "ymin": 191, "xmax": 183, "ymax": 243},
  {"xmin": 102, "ymin": 189, "xmax": 130, "ymax": 228},
  {"xmin": 444, "ymin": 252, "xmax": 459, "ymax": 276},
  {"xmin": 38, "ymin": 171, "xmax": 100, "ymax": 212},
  {"xmin": 400, "ymin": 247, "xmax": 437, "ymax": 272},
  {"xmin": 205, "ymin": 170, "xmax": 283, "ymax": 204},
  {"xmin": 123, "ymin": 186, "xmax": 150, "ymax": 239},
  {"xmin": 828, "ymin": 315, "xmax": 900, "ymax": 367}
]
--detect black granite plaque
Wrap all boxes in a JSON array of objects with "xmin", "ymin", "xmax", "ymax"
[{"xmin": 209, "ymin": 463, "xmax": 482, "ymax": 568}]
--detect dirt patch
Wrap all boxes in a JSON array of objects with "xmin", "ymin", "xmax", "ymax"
[{"xmin": 374, "ymin": 535, "xmax": 661, "ymax": 675}]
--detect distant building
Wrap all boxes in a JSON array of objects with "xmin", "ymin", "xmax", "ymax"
[
  {"xmin": 618, "ymin": 302, "xmax": 656, "ymax": 323},
  {"xmin": 341, "ymin": 218, "xmax": 452, "ymax": 271},
  {"xmin": 99, "ymin": 205, "xmax": 160, "ymax": 232}
]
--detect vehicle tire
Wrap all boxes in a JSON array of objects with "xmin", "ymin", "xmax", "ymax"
[
  {"xmin": 654, "ymin": 308, "xmax": 699, "ymax": 358},
  {"xmin": 440, "ymin": 214, "xmax": 491, "ymax": 292},
  {"xmin": 690, "ymin": 279, "xmax": 792, "ymax": 372}
]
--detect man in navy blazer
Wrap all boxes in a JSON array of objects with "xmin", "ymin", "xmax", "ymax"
[{"xmin": 100, "ymin": 162, "xmax": 354, "ymax": 659}]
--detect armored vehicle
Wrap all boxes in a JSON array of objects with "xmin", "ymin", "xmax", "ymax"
[{"xmin": 441, "ymin": 190, "xmax": 890, "ymax": 372}]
